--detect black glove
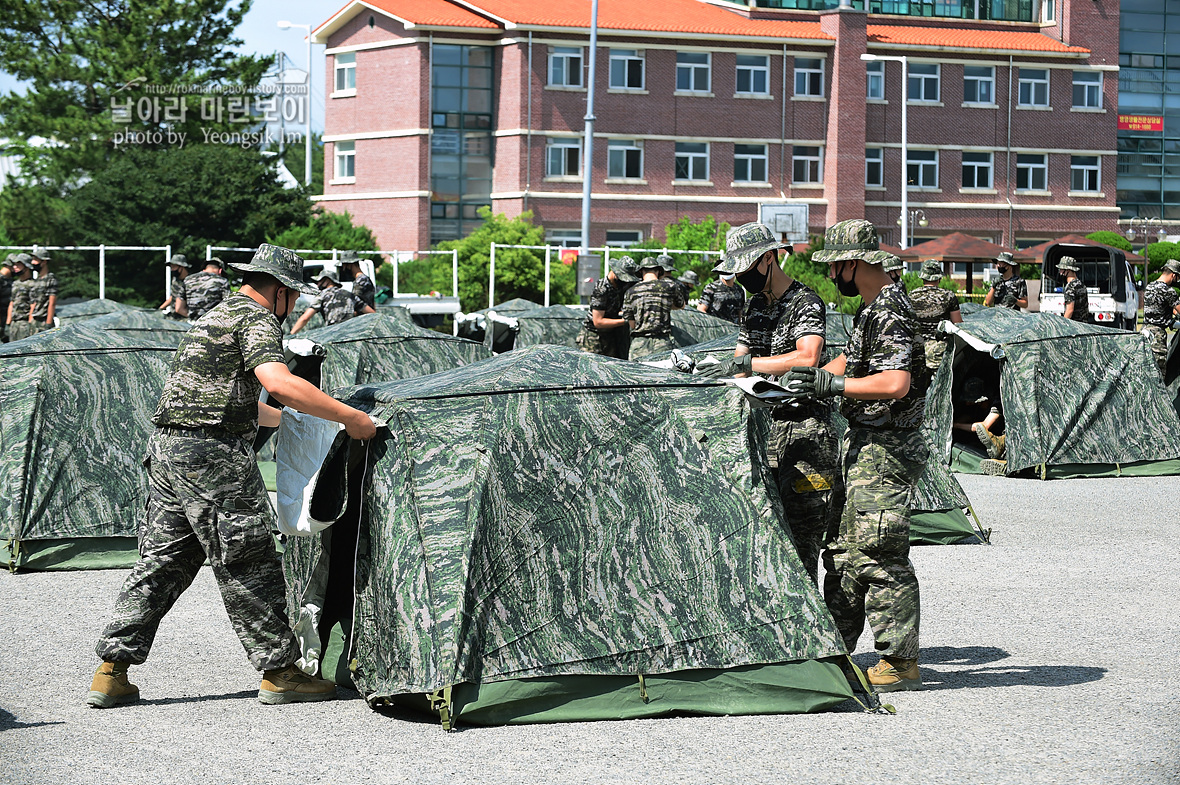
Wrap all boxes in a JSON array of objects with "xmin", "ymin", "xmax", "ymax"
[
  {"xmin": 1001, "ymin": 293, "xmax": 1018, "ymax": 308},
  {"xmin": 782, "ymin": 366, "xmax": 845, "ymax": 399},
  {"xmin": 694, "ymin": 353, "xmax": 752, "ymax": 378}
]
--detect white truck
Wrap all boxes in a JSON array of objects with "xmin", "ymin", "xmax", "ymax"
[{"xmin": 1038, "ymin": 242, "xmax": 1140, "ymax": 330}]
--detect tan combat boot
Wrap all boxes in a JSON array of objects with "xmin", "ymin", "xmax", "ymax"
[
  {"xmin": 866, "ymin": 656, "xmax": 922, "ymax": 692},
  {"xmin": 258, "ymin": 665, "xmax": 337, "ymax": 705},
  {"xmin": 973, "ymin": 423, "xmax": 1004, "ymax": 459},
  {"xmin": 87, "ymin": 661, "xmax": 140, "ymax": 708}
]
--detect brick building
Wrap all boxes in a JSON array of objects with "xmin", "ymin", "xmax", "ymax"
[{"xmin": 311, "ymin": 0, "xmax": 1120, "ymax": 252}]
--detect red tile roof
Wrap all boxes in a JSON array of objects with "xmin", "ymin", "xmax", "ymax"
[
  {"xmin": 1013, "ymin": 234, "xmax": 1144, "ymax": 262},
  {"xmin": 899, "ymin": 232, "xmax": 1012, "ymax": 261},
  {"xmin": 868, "ymin": 25, "xmax": 1089, "ymax": 55},
  {"xmin": 314, "ymin": 0, "xmax": 500, "ymax": 38}
]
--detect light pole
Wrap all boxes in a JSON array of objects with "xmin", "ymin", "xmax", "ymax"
[
  {"xmin": 861, "ymin": 53, "xmax": 908, "ymax": 247},
  {"xmin": 579, "ymin": 0, "xmax": 600, "ymax": 261},
  {"xmin": 897, "ymin": 208, "xmax": 928, "ymax": 248},
  {"xmin": 278, "ymin": 20, "xmax": 313, "ymax": 187},
  {"xmin": 1126, "ymin": 216, "xmax": 1167, "ymax": 283}
]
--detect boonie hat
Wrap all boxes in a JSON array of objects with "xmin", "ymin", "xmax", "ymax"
[
  {"xmin": 229, "ymin": 243, "xmax": 318, "ymax": 295},
  {"xmin": 3, "ymin": 253, "xmax": 15, "ymax": 266},
  {"xmin": 1057, "ymin": 255, "xmax": 1080, "ymax": 272},
  {"xmin": 167, "ymin": 254, "xmax": 191, "ymax": 269},
  {"xmin": 206, "ymin": 256, "xmax": 225, "ymax": 269},
  {"xmin": 995, "ymin": 251, "xmax": 1015, "ymax": 266},
  {"xmin": 872, "ymin": 251, "xmax": 904, "ymax": 273},
  {"xmin": 13, "ymin": 253, "xmax": 32, "ymax": 269},
  {"xmin": 714, "ymin": 222, "xmax": 789, "ymax": 276},
  {"xmin": 813, "ymin": 219, "xmax": 881, "ymax": 264},
  {"xmin": 31, "ymin": 245, "xmax": 51, "ymax": 261},
  {"xmin": 314, "ymin": 268, "xmax": 340, "ymax": 285},
  {"xmin": 339, "ymin": 249, "xmax": 360, "ymax": 264},
  {"xmin": 654, "ymin": 254, "xmax": 677, "ymax": 273},
  {"xmin": 1161, "ymin": 259, "xmax": 1180, "ymax": 276},
  {"xmin": 638, "ymin": 256, "xmax": 661, "ymax": 271},
  {"xmin": 678, "ymin": 270, "xmax": 700, "ymax": 286},
  {"xmin": 609, "ymin": 255, "xmax": 640, "ymax": 283},
  {"xmin": 919, "ymin": 259, "xmax": 944, "ymax": 281}
]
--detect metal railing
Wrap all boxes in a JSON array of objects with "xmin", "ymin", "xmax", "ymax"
[{"xmin": 0, "ymin": 244, "xmax": 172, "ymax": 300}]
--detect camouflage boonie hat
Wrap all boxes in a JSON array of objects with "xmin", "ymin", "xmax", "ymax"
[
  {"xmin": 12, "ymin": 253, "xmax": 32, "ymax": 269},
  {"xmin": 714, "ymin": 222, "xmax": 788, "ymax": 276},
  {"xmin": 167, "ymin": 254, "xmax": 191, "ymax": 269},
  {"xmin": 813, "ymin": 219, "xmax": 880, "ymax": 264},
  {"xmin": 314, "ymin": 268, "xmax": 340, "ymax": 285},
  {"xmin": 339, "ymin": 250, "xmax": 360, "ymax": 264},
  {"xmin": 31, "ymin": 245, "xmax": 51, "ymax": 261},
  {"xmin": 678, "ymin": 270, "xmax": 700, "ymax": 286},
  {"xmin": 1162, "ymin": 259, "xmax": 1180, "ymax": 276},
  {"xmin": 638, "ymin": 256, "xmax": 661, "ymax": 271},
  {"xmin": 608, "ymin": 255, "xmax": 640, "ymax": 283},
  {"xmin": 3, "ymin": 253, "xmax": 15, "ymax": 266},
  {"xmin": 871, "ymin": 251, "xmax": 903, "ymax": 273},
  {"xmin": 207, "ymin": 256, "xmax": 225, "ymax": 269},
  {"xmin": 228, "ymin": 243, "xmax": 318, "ymax": 295},
  {"xmin": 655, "ymin": 254, "xmax": 676, "ymax": 273},
  {"xmin": 995, "ymin": 251, "xmax": 1015, "ymax": 266},
  {"xmin": 919, "ymin": 259, "xmax": 944, "ymax": 281},
  {"xmin": 1057, "ymin": 255, "xmax": 1079, "ymax": 272}
]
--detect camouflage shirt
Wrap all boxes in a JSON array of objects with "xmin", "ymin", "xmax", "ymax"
[
  {"xmin": 738, "ymin": 279, "xmax": 827, "ymax": 421},
  {"xmin": 990, "ymin": 275, "xmax": 1027, "ymax": 309},
  {"xmin": 673, "ymin": 279, "xmax": 694, "ymax": 304},
  {"xmin": 152, "ymin": 294, "xmax": 284, "ymax": 437},
  {"xmin": 699, "ymin": 280, "xmax": 746, "ymax": 324},
  {"xmin": 27, "ymin": 272, "xmax": 58, "ymax": 321},
  {"xmin": 907, "ymin": 285, "xmax": 960, "ymax": 340},
  {"xmin": 1063, "ymin": 278, "xmax": 1090, "ymax": 322},
  {"xmin": 583, "ymin": 277, "xmax": 626, "ymax": 330},
  {"xmin": 8, "ymin": 278, "xmax": 31, "ymax": 317},
  {"xmin": 181, "ymin": 271, "xmax": 231, "ymax": 320},
  {"xmin": 169, "ymin": 275, "xmax": 189, "ymax": 305},
  {"xmin": 1143, "ymin": 279, "xmax": 1179, "ymax": 328},
  {"xmin": 311, "ymin": 285, "xmax": 368, "ymax": 326},
  {"xmin": 353, "ymin": 273, "xmax": 376, "ymax": 308},
  {"xmin": 621, "ymin": 278, "xmax": 685, "ymax": 337},
  {"xmin": 841, "ymin": 280, "xmax": 927, "ymax": 430}
]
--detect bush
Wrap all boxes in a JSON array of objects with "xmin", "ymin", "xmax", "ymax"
[{"xmin": 1085, "ymin": 231, "xmax": 1133, "ymax": 253}]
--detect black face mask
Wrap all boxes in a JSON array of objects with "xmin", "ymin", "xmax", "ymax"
[
  {"xmin": 834, "ymin": 261, "xmax": 860, "ymax": 297},
  {"xmin": 737, "ymin": 262, "xmax": 769, "ymax": 295},
  {"xmin": 273, "ymin": 288, "xmax": 293, "ymax": 324},
  {"xmin": 31, "ymin": 262, "xmax": 42, "ymax": 272}
]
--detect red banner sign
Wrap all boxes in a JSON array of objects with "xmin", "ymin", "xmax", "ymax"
[{"xmin": 1118, "ymin": 114, "xmax": 1163, "ymax": 132}]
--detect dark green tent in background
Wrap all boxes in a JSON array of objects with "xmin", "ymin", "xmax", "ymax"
[
  {"xmin": 282, "ymin": 346, "xmax": 854, "ymax": 728},
  {"xmin": 54, "ymin": 298, "xmax": 146, "ymax": 325}
]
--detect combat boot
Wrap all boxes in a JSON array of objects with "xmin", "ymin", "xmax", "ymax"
[
  {"xmin": 258, "ymin": 665, "xmax": 337, "ymax": 705},
  {"xmin": 980, "ymin": 458, "xmax": 1008, "ymax": 476},
  {"xmin": 973, "ymin": 423, "xmax": 1003, "ymax": 459},
  {"xmin": 867, "ymin": 657, "xmax": 922, "ymax": 692},
  {"xmin": 87, "ymin": 661, "xmax": 140, "ymax": 708}
]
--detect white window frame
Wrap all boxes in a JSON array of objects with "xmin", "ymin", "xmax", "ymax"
[
  {"xmin": 545, "ymin": 137, "xmax": 580, "ymax": 178},
  {"xmin": 865, "ymin": 147, "xmax": 883, "ymax": 187},
  {"xmin": 605, "ymin": 230, "xmax": 643, "ymax": 247},
  {"xmin": 963, "ymin": 65, "xmax": 994, "ymax": 105},
  {"xmin": 1072, "ymin": 71, "xmax": 1101, "ymax": 109},
  {"xmin": 334, "ymin": 140, "xmax": 355, "ymax": 181},
  {"xmin": 908, "ymin": 63, "xmax": 940, "ymax": 103},
  {"xmin": 1016, "ymin": 153, "xmax": 1048, "ymax": 191},
  {"xmin": 961, "ymin": 151, "xmax": 993, "ymax": 189},
  {"xmin": 334, "ymin": 53, "xmax": 356, "ymax": 95},
  {"xmin": 607, "ymin": 139, "xmax": 644, "ymax": 179},
  {"xmin": 548, "ymin": 46, "xmax": 583, "ymax": 88},
  {"xmin": 1018, "ymin": 68, "xmax": 1050, "ymax": 107},
  {"xmin": 676, "ymin": 52, "xmax": 711, "ymax": 94},
  {"xmin": 792, "ymin": 145, "xmax": 822, "ymax": 184},
  {"xmin": 907, "ymin": 149, "xmax": 939, "ymax": 189},
  {"xmin": 734, "ymin": 143, "xmax": 768, "ymax": 183},
  {"xmin": 735, "ymin": 54, "xmax": 770, "ymax": 96},
  {"xmin": 609, "ymin": 49, "xmax": 645, "ymax": 90},
  {"xmin": 674, "ymin": 142, "xmax": 710, "ymax": 181},
  {"xmin": 546, "ymin": 229, "xmax": 583, "ymax": 248},
  {"xmin": 1043, "ymin": 0, "xmax": 1055, "ymax": 22},
  {"xmin": 866, "ymin": 61, "xmax": 884, "ymax": 100},
  {"xmin": 794, "ymin": 57, "xmax": 824, "ymax": 98},
  {"xmin": 1070, "ymin": 155, "xmax": 1100, "ymax": 192}
]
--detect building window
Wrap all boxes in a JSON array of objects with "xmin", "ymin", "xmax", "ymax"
[
  {"xmin": 1043, "ymin": 0, "xmax": 1055, "ymax": 22},
  {"xmin": 961, "ymin": 151, "xmax": 993, "ymax": 188},
  {"xmin": 865, "ymin": 147, "xmax": 883, "ymax": 187},
  {"xmin": 676, "ymin": 52, "xmax": 710, "ymax": 92},
  {"xmin": 794, "ymin": 58, "xmax": 824, "ymax": 97},
  {"xmin": 606, "ymin": 230, "xmax": 643, "ymax": 247},
  {"xmin": 792, "ymin": 145, "xmax": 822, "ymax": 184},
  {"xmin": 607, "ymin": 139, "xmax": 643, "ymax": 179},
  {"xmin": 548, "ymin": 46, "xmax": 583, "ymax": 87},
  {"xmin": 675, "ymin": 142, "xmax": 709, "ymax": 181},
  {"xmin": 866, "ymin": 61, "xmax": 884, "ymax": 99},
  {"xmin": 1072, "ymin": 71, "xmax": 1101, "ymax": 108},
  {"xmin": 547, "ymin": 229, "xmax": 582, "ymax": 248},
  {"xmin": 609, "ymin": 49, "xmax": 644, "ymax": 89},
  {"xmin": 1070, "ymin": 155, "xmax": 1100, "ymax": 191},
  {"xmin": 1018, "ymin": 68, "xmax": 1050, "ymax": 107},
  {"xmin": 546, "ymin": 137, "xmax": 580, "ymax": 177},
  {"xmin": 907, "ymin": 149, "xmax": 938, "ymax": 188},
  {"xmin": 963, "ymin": 65, "xmax": 994, "ymax": 104},
  {"xmin": 334, "ymin": 141, "xmax": 355, "ymax": 179},
  {"xmin": 908, "ymin": 63, "xmax": 940, "ymax": 102},
  {"xmin": 736, "ymin": 54, "xmax": 770, "ymax": 95},
  {"xmin": 1016, "ymin": 153, "xmax": 1048, "ymax": 191},
  {"xmin": 734, "ymin": 144, "xmax": 768, "ymax": 182},
  {"xmin": 334, "ymin": 53, "xmax": 356, "ymax": 92}
]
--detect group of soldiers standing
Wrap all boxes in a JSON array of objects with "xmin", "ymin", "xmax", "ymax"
[{"xmin": 2, "ymin": 247, "xmax": 57, "ymax": 342}]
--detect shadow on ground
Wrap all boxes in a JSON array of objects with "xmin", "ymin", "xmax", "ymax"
[
  {"xmin": 0, "ymin": 707, "xmax": 65, "ymax": 731},
  {"xmin": 852, "ymin": 646, "xmax": 1106, "ymax": 691}
]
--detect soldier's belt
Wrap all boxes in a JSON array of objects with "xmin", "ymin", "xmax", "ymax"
[{"xmin": 157, "ymin": 425, "xmax": 243, "ymax": 441}]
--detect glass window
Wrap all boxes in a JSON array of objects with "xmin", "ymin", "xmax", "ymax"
[
  {"xmin": 676, "ymin": 52, "xmax": 711, "ymax": 92},
  {"xmin": 609, "ymin": 49, "xmax": 645, "ymax": 89},
  {"xmin": 607, "ymin": 139, "xmax": 643, "ymax": 178},
  {"xmin": 334, "ymin": 141, "xmax": 355, "ymax": 179},
  {"xmin": 792, "ymin": 145, "xmax": 822, "ymax": 184},
  {"xmin": 865, "ymin": 147, "xmax": 883, "ymax": 187},
  {"xmin": 546, "ymin": 229, "xmax": 582, "ymax": 248},
  {"xmin": 736, "ymin": 54, "xmax": 770, "ymax": 94},
  {"xmin": 606, "ymin": 230, "xmax": 643, "ymax": 247},
  {"xmin": 734, "ymin": 143, "xmax": 768, "ymax": 182},
  {"xmin": 548, "ymin": 46, "xmax": 583, "ymax": 87},
  {"xmin": 909, "ymin": 63, "xmax": 940, "ymax": 102},
  {"xmin": 794, "ymin": 58, "xmax": 824, "ymax": 97},
  {"xmin": 964, "ymin": 65, "xmax": 994, "ymax": 104},
  {"xmin": 1071, "ymin": 155, "xmax": 1100, "ymax": 191},
  {"xmin": 907, "ymin": 149, "xmax": 938, "ymax": 188},
  {"xmin": 866, "ymin": 61, "xmax": 884, "ymax": 99},
  {"xmin": 335, "ymin": 53, "xmax": 356, "ymax": 92},
  {"xmin": 1072, "ymin": 71, "xmax": 1101, "ymax": 108},
  {"xmin": 1018, "ymin": 68, "xmax": 1050, "ymax": 107},
  {"xmin": 546, "ymin": 138, "xmax": 580, "ymax": 177},
  {"xmin": 961, "ymin": 151, "xmax": 993, "ymax": 188},
  {"xmin": 1016, "ymin": 153, "xmax": 1048, "ymax": 191},
  {"xmin": 1043, "ymin": 0, "xmax": 1054, "ymax": 22},
  {"xmin": 675, "ymin": 142, "xmax": 710, "ymax": 180}
]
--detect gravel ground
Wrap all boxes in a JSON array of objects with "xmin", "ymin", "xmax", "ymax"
[{"xmin": 3, "ymin": 473, "xmax": 1178, "ymax": 785}]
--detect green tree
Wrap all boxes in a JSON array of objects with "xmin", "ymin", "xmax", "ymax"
[
  {"xmin": 1085, "ymin": 231, "xmax": 1133, "ymax": 253},
  {"xmin": 1145, "ymin": 241, "xmax": 1180, "ymax": 275},
  {"xmin": 277, "ymin": 132, "xmax": 325, "ymax": 196},
  {"xmin": 783, "ymin": 233, "xmax": 863, "ymax": 314},
  {"xmin": 269, "ymin": 209, "xmax": 379, "ymax": 257}
]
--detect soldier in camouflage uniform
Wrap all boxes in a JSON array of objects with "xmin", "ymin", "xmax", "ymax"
[
  {"xmin": 19, "ymin": 246, "xmax": 58, "ymax": 336},
  {"xmin": 0, "ymin": 254, "xmax": 12, "ymax": 342},
  {"xmin": 90, "ymin": 244, "xmax": 378, "ymax": 709},
  {"xmin": 697, "ymin": 272, "xmax": 746, "ymax": 324},
  {"xmin": 177, "ymin": 257, "xmax": 231, "ymax": 321},
  {"xmin": 158, "ymin": 254, "xmax": 192, "ymax": 314},
  {"xmin": 697, "ymin": 222, "xmax": 838, "ymax": 585},
  {"xmin": 908, "ymin": 259, "xmax": 962, "ymax": 371},
  {"xmin": 622, "ymin": 255, "xmax": 686, "ymax": 360},
  {"xmin": 575, "ymin": 255, "xmax": 639, "ymax": 359},
  {"xmin": 290, "ymin": 268, "xmax": 375, "ymax": 334},
  {"xmin": 984, "ymin": 251, "xmax": 1027, "ymax": 310},
  {"xmin": 784, "ymin": 219, "xmax": 928, "ymax": 693},
  {"xmin": 339, "ymin": 250, "xmax": 376, "ymax": 309},
  {"xmin": 1141, "ymin": 259, "xmax": 1180, "ymax": 376},
  {"xmin": 674, "ymin": 268, "xmax": 699, "ymax": 303},
  {"xmin": 5, "ymin": 254, "xmax": 34, "ymax": 341},
  {"xmin": 1059, "ymin": 256, "xmax": 1090, "ymax": 323}
]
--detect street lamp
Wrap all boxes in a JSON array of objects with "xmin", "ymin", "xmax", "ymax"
[
  {"xmin": 862, "ymin": 53, "xmax": 909, "ymax": 247},
  {"xmin": 897, "ymin": 208, "xmax": 928, "ymax": 247},
  {"xmin": 1127, "ymin": 216, "xmax": 1168, "ymax": 283},
  {"xmin": 278, "ymin": 20, "xmax": 313, "ymax": 187}
]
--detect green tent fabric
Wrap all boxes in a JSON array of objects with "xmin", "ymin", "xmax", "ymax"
[
  {"xmin": 0, "ymin": 324, "xmax": 177, "ymax": 571},
  {"xmin": 54, "ymin": 298, "xmax": 146, "ymax": 325},
  {"xmin": 80, "ymin": 310, "xmax": 191, "ymax": 347},
  {"xmin": 928, "ymin": 308, "xmax": 1180, "ymax": 477},
  {"xmin": 283, "ymin": 346, "xmax": 853, "ymax": 726},
  {"xmin": 669, "ymin": 309, "xmax": 739, "ymax": 348},
  {"xmin": 455, "ymin": 298, "xmax": 541, "ymax": 344}
]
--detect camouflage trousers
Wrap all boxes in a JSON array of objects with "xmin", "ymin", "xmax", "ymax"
[
  {"xmin": 769, "ymin": 413, "xmax": 840, "ymax": 586},
  {"xmin": 96, "ymin": 429, "xmax": 299, "ymax": 671},
  {"xmin": 822, "ymin": 427, "xmax": 927, "ymax": 659},
  {"xmin": 1142, "ymin": 325, "xmax": 1169, "ymax": 377},
  {"xmin": 575, "ymin": 325, "xmax": 630, "ymax": 359},
  {"xmin": 628, "ymin": 334, "xmax": 675, "ymax": 361},
  {"xmin": 7, "ymin": 320, "xmax": 51, "ymax": 342}
]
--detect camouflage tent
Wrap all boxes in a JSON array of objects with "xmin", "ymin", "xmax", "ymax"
[
  {"xmin": 454, "ymin": 298, "xmax": 541, "ymax": 344},
  {"xmin": 80, "ymin": 310, "xmax": 191, "ymax": 347},
  {"xmin": 283, "ymin": 346, "xmax": 853, "ymax": 727},
  {"xmin": 670, "ymin": 309, "xmax": 739, "ymax": 348},
  {"xmin": 931, "ymin": 308, "xmax": 1180, "ymax": 478},
  {"xmin": 54, "ymin": 298, "xmax": 145, "ymax": 325},
  {"xmin": 0, "ymin": 324, "xmax": 176, "ymax": 570}
]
